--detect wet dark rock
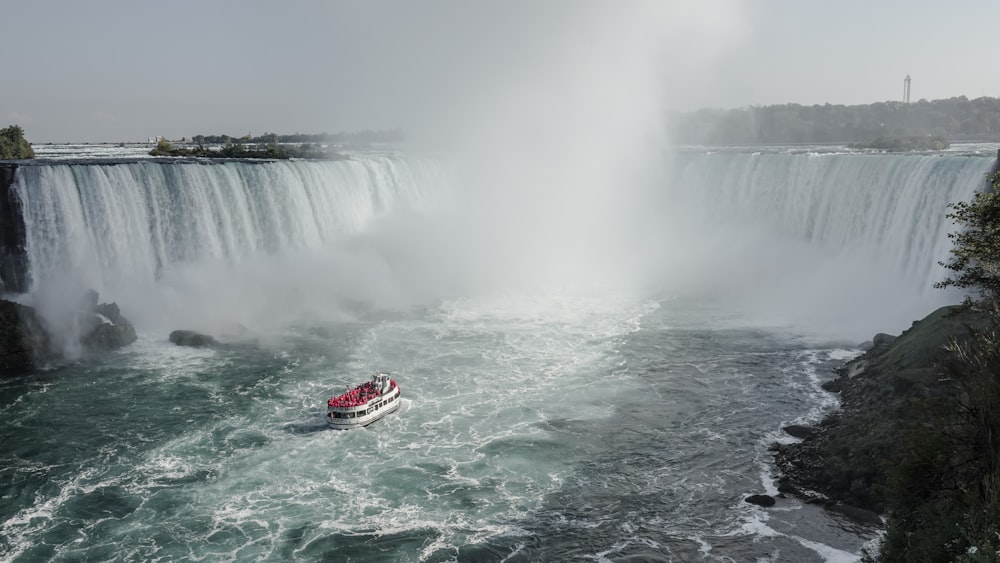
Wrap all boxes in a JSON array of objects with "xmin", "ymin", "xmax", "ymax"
[
  {"xmin": 0, "ymin": 290, "xmax": 137, "ymax": 373},
  {"xmin": 782, "ymin": 425, "xmax": 817, "ymax": 439},
  {"xmin": 0, "ymin": 164, "xmax": 28, "ymax": 294},
  {"xmin": 776, "ymin": 480, "xmax": 799, "ymax": 495},
  {"xmin": 744, "ymin": 494, "xmax": 776, "ymax": 507},
  {"xmin": 825, "ymin": 502, "xmax": 883, "ymax": 526},
  {"xmin": 79, "ymin": 298, "xmax": 137, "ymax": 351},
  {"xmin": 0, "ymin": 299, "xmax": 50, "ymax": 372},
  {"xmin": 820, "ymin": 378, "xmax": 844, "ymax": 392},
  {"xmin": 169, "ymin": 330, "xmax": 218, "ymax": 348}
]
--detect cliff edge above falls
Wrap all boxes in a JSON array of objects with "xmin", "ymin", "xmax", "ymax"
[{"xmin": 771, "ymin": 305, "xmax": 986, "ymax": 517}]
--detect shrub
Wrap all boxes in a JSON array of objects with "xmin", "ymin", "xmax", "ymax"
[{"xmin": 0, "ymin": 125, "xmax": 35, "ymax": 159}]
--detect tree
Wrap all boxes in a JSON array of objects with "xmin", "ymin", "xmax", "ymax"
[
  {"xmin": 0, "ymin": 125, "xmax": 35, "ymax": 159},
  {"xmin": 148, "ymin": 138, "xmax": 174, "ymax": 156},
  {"xmin": 935, "ymin": 171, "xmax": 1000, "ymax": 304}
]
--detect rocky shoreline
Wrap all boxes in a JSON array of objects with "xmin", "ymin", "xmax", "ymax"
[{"xmin": 755, "ymin": 305, "xmax": 984, "ymax": 527}]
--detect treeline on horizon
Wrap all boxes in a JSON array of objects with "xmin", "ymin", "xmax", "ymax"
[
  {"xmin": 188, "ymin": 128, "xmax": 403, "ymax": 146},
  {"xmin": 669, "ymin": 95, "xmax": 1000, "ymax": 145}
]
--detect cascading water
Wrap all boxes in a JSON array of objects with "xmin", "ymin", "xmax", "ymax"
[
  {"xmin": 0, "ymin": 147, "xmax": 994, "ymax": 562},
  {"xmin": 11, "ymin": 155, "xmax": 453, "ymax": 332},
  {"xmin": 14, "ymin": 156, "xmax": 447, "ymax": 295},
  {"xmin": 657, "ymin": 149, "xmax": 992, "ymax": 338},
  {"xmin": 670, "ymin": 150, "xmax": 988, "ymax": 288}
]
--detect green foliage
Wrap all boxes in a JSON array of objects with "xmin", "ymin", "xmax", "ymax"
[
  {"xmin": 148, "ymin": 138, "xmax": 174, "ymax": 156},
  {"xmin": 151, "ymin": 129, "xmax": 402, "ymax": 159},
  {"xmin": 879, "ymin": 400, "xmax": 966, "ymax": 562},
  {"xmin": 0, "ymin": 125, "xmax": 36, "ymax": 159},
  {"xmin": 189, "ymin": 129, "xmax": 403, "ymax": 147},
  {"xmin": 148, "ymin": 138, "xmax": 348, "ymax": 160},
  {"xmin": 936, "ymin": 172, "xmax": 1000, "ymax": 303}
]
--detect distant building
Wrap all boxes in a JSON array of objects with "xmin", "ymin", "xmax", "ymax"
[{"xmin": 904, "ymin": 75, "xmax": 911, "ymax": 103}]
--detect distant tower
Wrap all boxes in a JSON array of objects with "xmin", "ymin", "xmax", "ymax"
[{"xmin": 904, "ymin": 75, "xmax": 911, "ymax": 103}]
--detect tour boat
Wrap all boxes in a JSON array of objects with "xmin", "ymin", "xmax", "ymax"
[{"xmin": 326, "ymin": 371, "xmax": 401, "ymax": 429}]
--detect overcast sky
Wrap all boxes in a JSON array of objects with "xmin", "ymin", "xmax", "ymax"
[{"xmin": 5, "ymin": 0, "xmax": 999, "ymax": 143}]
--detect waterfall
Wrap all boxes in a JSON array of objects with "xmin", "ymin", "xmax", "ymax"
[
  {"xmin": 658, "ymin": 150, "xmax": 995, "ymax": 336},
  {"xmin": 8, "ymin": 149, "xmax": 994, "ymax": 338},
  {"xmin": 670, "ymin": 151, "xmax": 992, "ymax": 289},
  {"xmin": 11, "ymin": 155, "xmax": 452, "ymax": 331}
]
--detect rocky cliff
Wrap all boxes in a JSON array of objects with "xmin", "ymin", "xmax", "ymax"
[
  {"xmin": 0, "ymin": 290, "xmax": 137, "ymax": 374},
  {"xmin": 0, "ymin": 164, "xmax": 28, "ymax": 294}
]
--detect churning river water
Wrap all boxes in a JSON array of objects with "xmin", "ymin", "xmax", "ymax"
[{"xmin": 2, "ymin": 290, "xmax": 874, "ymax": 562}]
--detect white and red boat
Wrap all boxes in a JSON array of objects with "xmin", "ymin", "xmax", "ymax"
[{"xmin": 326, "ymin": 371, "xmax": 401, "ymax": 429}]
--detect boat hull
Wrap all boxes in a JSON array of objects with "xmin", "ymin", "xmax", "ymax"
[{"xmin": 327, "ymin": 398, "xmax": 401, "ymax": 430}]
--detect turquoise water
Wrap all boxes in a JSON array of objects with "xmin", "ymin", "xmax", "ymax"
[{"xmin": 1, "ymin": 292, "xmax": 875, "ymax": 562}]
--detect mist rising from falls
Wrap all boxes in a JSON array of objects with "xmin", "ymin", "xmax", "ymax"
[{"xmin": 410, "ymin": 3, "xmax": 747, "ymax": 298}]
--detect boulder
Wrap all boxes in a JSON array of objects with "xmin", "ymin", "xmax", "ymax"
[
  {"xmin": 169, "ymin": 330, "xmax": 218, "ymax": 348},
  {"xmin": 79, "ymin": 301, "xmax": 137, "ymax": 350},
  {"xmin": 95, "ymin": 302, "xmax": 125, "ymax": 324},
  {"xmin": 744, "ymin": 494, "xmax": 776, "ymax": 507}
]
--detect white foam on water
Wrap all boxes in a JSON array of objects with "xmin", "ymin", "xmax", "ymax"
[
  {"xmin": 794, "ymin": 537, "xmax": 863, "ymax": 563},
  {"xmin": 1, "ymin": 461, "xmax": 130, "ymax": 562},
  {"xmin": 827, "ymin": 349, "xmax": 863, "ymax": 362},
  {"xmin": 732, "ymin": 501, "xmax": 866, "ymax": 563},
  {"xmin": 36, "ymin": 290, "xmax": 660, "ymax": 559}
]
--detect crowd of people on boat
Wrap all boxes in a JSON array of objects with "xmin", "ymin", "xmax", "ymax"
[{"xmin": 327, "ymin": 379, "xmax": 392, "ymax": 409}]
